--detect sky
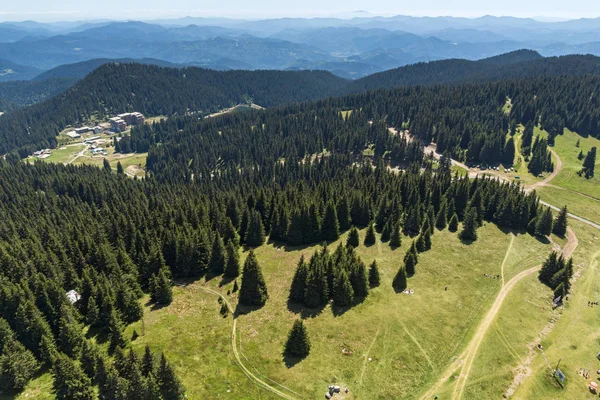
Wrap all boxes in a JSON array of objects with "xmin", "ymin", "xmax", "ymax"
[{"xmin": 0, "ymin": 0, "xmax": 598, "ymax": 22}]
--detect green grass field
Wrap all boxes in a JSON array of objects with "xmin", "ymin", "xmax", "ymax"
[
  {"xmin": 513, "ymin": 220, "xmax": 600, "ymax": 399},
  {"xmin": 120, "ymin": 224, "xmax": 552, "ymax": 400},
  {"xmin": 548, "ymin": 129, "xmax": 600, "ymax": 199},
  {"xmin": 24, "ymin": 144, "xmax": 86, "ymax": 165}
]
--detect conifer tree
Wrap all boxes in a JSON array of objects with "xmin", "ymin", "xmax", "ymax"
[
  {"xmin": 239, "ymin": 250, "xmax": 269, "ymax": 306},
  {"xmin": 535, "ymin": 207, "xmax": 553, "ymax": 237},
  {"xmin": 287, "ymin": 210, "xmax": 305, "ymax": 246},
  {"xmin": 403, "ymin": 243, "xmax": 418, "ymax": 276},
  {"xmin": 380, "ymin": 220, "xmax": 392, "ymax": 242},
  {"xmin": 364, "ymin": 222, "xmax": 376, "ymax": 246},
  {"xmin": 85, "ymin": 295, "xmax": 100, "ymax": 326},
  {"xmin": 116, "ymin": 161, "xmax": 124, "ymax": 175},
  {"xmin": 336, "ymin": 197, "xmax": 351, "ymax": 232},
  {"xmin": 289, "ymin": 255, "xmax": 308, "ymax": 303},
  {"xmin": 538, "ymin": 251, "xmax": 560, "ymax": 287},
  {"xmin": 103, "ymin": 158, "xmax": 111, "ymax": 172},
  {"xmin": 52, "ymin": 352, "xmax": 94, "ymax": 400},
  {"xmin": 57, "ymin": 308, "xmax": 84, "ymax": 358},
  {"xmin": 245, "ymin": 210, "xmax": 266, "ymax": 247},
  {"xmin": 581, "ymin": 147, "xmax": 596, "ymax": 178},
  {"xmin": 141, "ymin": 345, "xmax": 156, "ymax": 377},
  {"xmin": 389, "ymin": 222, "xmax": 402, "ymax": 248},
  {"xmin": 209, "ymin": 233, "xmax": 227, "ymax": 275},
  {"xmin": 552, "ymin": 205, "xmax": 568, "ymax": 237},
  {"xmin": 346, "ymin": 226, "xmax": 360, "ymax": 248},
  {"xmin": 333, "ymin": 270, "xmax": 354, "ymax": 307},
  {"xmin": 151, "ymin": 266, "xmax": 173, "ymax": 305},
  {"xmin": 350, "ymin": 261, "xmax": 369, "ymax": 298},
  {"xmin": 232, "ymin": 280, "xmax": 239, "ymax": 293},
  {"xmin": 224, "ymin": 241, "xmax": 240, "ymax": 278},
  {"xmin": 0, "ymin": 336, "xmax": 39, "ymax": 392},
  {"xmin": 321, "ymin": 202, "xmax": 340, "ymax": 241},
  {"xmin": 368, "ymin": 260, "xmax": 381, "ymax": 288},
  {"xmin": 435, "ymin": 202, "xmax": 447, "ymax": 230},
  {"xmin": 392, "ymin": 266, "xmax": 408, "ymax": 291},
  {"xmin": 459, "ymin": 207, "xmax": 478, "ymax": 241},
  {"xmin": 283, "ymin": 320, "xmax": 311, "ymax": 359},
  {"xmin": 503, "ymin": 137, "xmax": 515, "ymax": 165},
  {"xmin": 79, "ymin": 341, "xmax": 100, "ymax": 381},
  {"xmin": 448, "ymin": 213, "xmax": 459, "ymax": 232},
  {"xmin": 157, "ymin": 354, "xmax": 186, "ymax": 400},
  {"xmin": 108, "ymin": 309, "xmax": 128, "ymax": 353}
]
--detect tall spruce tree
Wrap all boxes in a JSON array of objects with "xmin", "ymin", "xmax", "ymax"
[
  {"xmin": 239, "ymin": 250, "xmax": 269, "ymax": 306},
  {"xmin": 364, "ymin": 222, "xmax": 376, "ymax": 246},
  {"xmin": 581, "ymin": 147, "xmax": 596, "ymax": 178},
  {"xmin": 389, "ymin": 222, "xmax": 402, "ymax": 248},
  {"xmin": 552, "ymin": 206, "xmax": 568, "ymax": 237},
  {"xmin": 151, "ymin": 266, "xmax": 173, "ymax": 305},
  {"xmin": 333, "ymin": 270, "xmax": 354, "ymax": 307},
  {"xmin": 289, "ymin": 255, "xmax": 308, "ymax": 303},
  {"xmin": 392, "ymin": 266, "xmax": 408, "ymax": 291},
  {"xmin": 245, "ymin": 210, "xmax": 266, "ymax": 247},
  {"xmin": 224, "ymin": 241, "xmax": 240, "ymax": 278},
  {"xmin": 283, "ymin": 320, "xmax": 311, "ymax": 359},
  {"xmin": 0, "ymin": 336, "xmax": 39, "ymax": 392},
  {"xmin": 157, "ymin": 354, "xmax": 186, "ymax": 400},
  {"xmin": 346, "ymin": 226, "xmax": 360, "ymax": 248},
  {"xmin": 535, "ymin": 207, "xmax": 553, "ymax": 237},
  {"xmin": 52, "ymin": 352, "xmax": 94, "ymax": 400},
  {"xmin": 321, "ymin": 202, "xmax": 340, "ymax": 241},
  {"xmin": 209, "ymin": 233, "xmax": 227, "ymax": 275},
  {"xmin": 108, "ymin": 309, "xmax": 128, "ymax": 353},
  {"xmin": 368, "ymin": 260, "xmax": 381, "ymax": 288},
  {"xmin": 459, "ymin": 207, "xmax": 478, "ymax": 241}
]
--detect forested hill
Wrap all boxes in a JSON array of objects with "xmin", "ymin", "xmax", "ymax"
[
  {"xmin": 3, "ymin": 51, "xmax": 600, "ymax": 156},
  {"xmin": 344, "ymin": 52, "xmax": 600, "ymax": 93},
  {"xmin": 0, "ymin": 64, "xmax": 347, "ymax": 156},
  {"xmin": 126, "ymin": 73, "xmax": 600, "ymax": 183}
]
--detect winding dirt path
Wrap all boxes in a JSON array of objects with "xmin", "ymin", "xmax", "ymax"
[
  {"xmin": 66, "ymin": 143, "xmax": 90, "ymax": 165},
  {"xmin": 199, "ymin": 286, "xmax": 299, "ymax": 400},
  {"xmin": 420, "ymin": 228, "xmax": 578, "ymax": 400}
]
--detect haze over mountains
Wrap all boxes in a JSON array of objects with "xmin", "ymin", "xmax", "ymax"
[{"xmin": 2, "ymin": 15, "xmax": 600, "ymax": 81}]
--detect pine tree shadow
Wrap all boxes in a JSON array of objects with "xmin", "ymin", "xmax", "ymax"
[
  {"xmin": 234, "ymin": 302, "xmax": 265, "ymax": 317},
  {"xmin": 283, "ymin": 354, "xmax": 306, "ymax": 368},
  {"xmin": 459, "ymin": 237, "xmax": 476, "ymax": 246},
  {"xmin": 85, "ymin": 326, "xmax": 109, "ymax": 343},
  {"xmin": 219, "ymin": 275, "xmax": 236, "ymax": 287},
  {"xmin": 286, "ymin": 299, "xmax": 326, "ymax": 319},
  {"xmin": 332, "ymin": 296, "xmax": 366, "ymax": 317},
  {"xmin": 145, "ymin": 299, "xmax": 169, "ymax": 312},
  {"xmin": 535, "ymin": 235, "xmax": 551, "ymax": 245},
  {"xmin": 282, "ymin": 242, "xmax": 317, "ymax": 252}
]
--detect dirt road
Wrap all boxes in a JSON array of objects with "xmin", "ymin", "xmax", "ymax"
[
  {"xmin": 66, "ymin": 144, "xmax": 89, "ymax": 165},
  {"xmin": 199, "ymin": 286, "xmax": 299, "ymax": 400},
  {"xmin": 420, "ymin": 228, "xmax": 578, "ymax": 400}
]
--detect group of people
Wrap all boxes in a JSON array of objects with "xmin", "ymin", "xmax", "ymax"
[{"xmin": 588, "ymin": 301, "xmax": 598, "ymax": 307}]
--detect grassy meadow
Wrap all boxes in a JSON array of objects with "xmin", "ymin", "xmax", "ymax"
[{"xmin": 122, "ymin": 224, "xmax": 553, "ymax": 400}]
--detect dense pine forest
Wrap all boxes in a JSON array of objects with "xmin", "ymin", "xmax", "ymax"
[
  {"xmin": 0, "ymin": 64, "xmax": 347, "ymax": 156},
  {"xmin": 343, "ymin": 52, "xmax": 600, "ymax": 93},
  {"xmin": 0, "ymin": 120, "xmax": 547, "ymax": 396},
  {"xmin": 119, "ymin": 74, "xmax": 600, "ymax": 173}
]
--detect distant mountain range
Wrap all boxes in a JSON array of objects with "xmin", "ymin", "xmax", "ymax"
[{"xmin": 2, "ymin": 16, "xmax": 600, "ymax": 81}]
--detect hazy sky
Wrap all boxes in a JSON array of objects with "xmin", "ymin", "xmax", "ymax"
[{"xmin": 0, "ymin": 0, "xmax": 598, "ymax": 22}]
